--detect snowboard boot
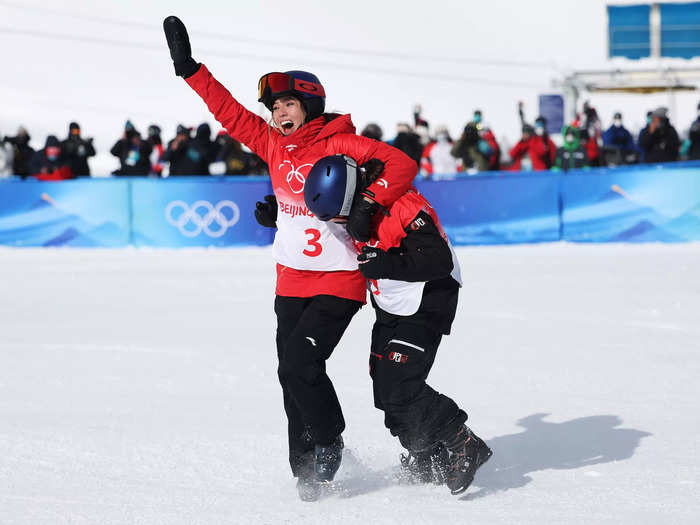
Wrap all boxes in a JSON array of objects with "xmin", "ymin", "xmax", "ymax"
[
  {"xmin": 314, "ymin": 435, "xmax": 344, "ymax": 482},
  {"xmin": 295, "ymin": 435, "xmax": 344, "ymax": 501},
  {"xmin": 444, "ymin": 425, "xmax": 492, "ymax": 495},
  {"xmin": 400, "ymin": 442, "xmax": 449, "ymax": 484}
]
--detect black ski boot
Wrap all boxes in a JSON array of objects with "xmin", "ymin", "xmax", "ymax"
[
  {"xmin": 400, "ymin": 442, "xmax": 449, "ymax": 484},
  {"xmin": 295, "ymin": 435, "xmax": 343, "ymax": 501},
  {"xmin": 444, "ymin": 426, "xmax": 492, "ymax": 495}
]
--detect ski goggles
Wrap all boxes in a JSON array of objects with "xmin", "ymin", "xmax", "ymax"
[{"xmin": 257, "ymin": 72, "xmax": 326, "ymax": 106}]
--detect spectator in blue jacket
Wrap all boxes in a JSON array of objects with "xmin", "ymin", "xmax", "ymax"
[{"xmin": 602, "ymin": 112, "xmax": 639, "ymax": 165}]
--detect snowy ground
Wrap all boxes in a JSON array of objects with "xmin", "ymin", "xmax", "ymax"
[{"xmin": 1, "ymin": 243, "xmax": 699, "ymax": 524}]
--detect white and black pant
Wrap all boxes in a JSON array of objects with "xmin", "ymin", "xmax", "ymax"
[{"xmin": 369, "ymin": 279, "xmax": 467, "ymax": 453}]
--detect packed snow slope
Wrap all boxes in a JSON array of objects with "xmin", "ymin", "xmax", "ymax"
[{"xmin": 1, "ymin": 244, "xmax": 699, "ymax": 524}]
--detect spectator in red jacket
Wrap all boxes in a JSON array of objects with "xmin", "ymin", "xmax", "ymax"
[
  {"xmin": 30, "ymin": 135, "xmax": 74, "ymax": 180},
  {"xmin": 509, "ymin": 117, "xmax": 556, "ymax": 171}
]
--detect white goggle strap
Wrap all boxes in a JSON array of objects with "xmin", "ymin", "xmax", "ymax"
[{"xmin": 339, "ymin": 156, "xmax": 357, "ymax": 217}]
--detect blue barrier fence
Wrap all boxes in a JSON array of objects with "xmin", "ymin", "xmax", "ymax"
[{"xmin": 1, "ymin": 163, "xmax": 699, "ymax": 247}]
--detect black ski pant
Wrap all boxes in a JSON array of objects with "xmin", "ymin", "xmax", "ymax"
[
  {"xmin": 275, "ymin": 294, "xmax": 362, "ymax": 477},
  {"xmin": 369, "ymin": 312, "xmax": 467, "ymax": 453}
]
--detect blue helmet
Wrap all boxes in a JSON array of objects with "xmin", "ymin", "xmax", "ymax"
[{"xmin": 304, "ymin": 155, "xmax": 359, "ymax": 221}]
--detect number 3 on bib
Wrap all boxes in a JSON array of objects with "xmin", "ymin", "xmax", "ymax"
[{"xmin": 303, "ymin": 228, "xmax": 322, "ymax": 257}]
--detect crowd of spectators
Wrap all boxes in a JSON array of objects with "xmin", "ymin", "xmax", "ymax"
[
  {"xmin": 0, "ymin": 120, "xmax": 268, "ymax": 180},
  {"xmin": 3, "ymin": 100, "xmax": 700, "ymax": 180},
  {"xmin": 368, "ymin": 100, "xmax": 700, "ymax": 178}
]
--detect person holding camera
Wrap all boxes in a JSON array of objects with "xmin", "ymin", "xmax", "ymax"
[
  {"xmin": 110, "ymin": 121, "xmax": 153, "ymax": 176},
  {"xmin": 61, "ymin": 122, "xmax": 96, "ymax": 176}
]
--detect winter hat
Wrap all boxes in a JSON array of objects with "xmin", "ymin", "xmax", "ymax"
[
  {"xmin": 176, "ymin": 124, "xmax": 189, "ymax": 135},
  {"xmin": 124, "ymin": 120, "xmax": 135, "ymax": 132},
  {"xmin": 652, "ymin": 107, "xmax": 668, "ymax": 118},
  {"xmin": 196, "ymin": 123, "xmax": 211, "ymax": 140},
  {"xmin": 361, "ymin": 123, "xmax": 383, "ymax": 141},
  {"xmin": 613, "ymin": 112, "xmax": 622, "ymax": 120},
  {"xmin": 69, "ymin": 122, "xmax": 80, "ymax": 132},
  {"xmin": 45, "ymin": 135, "xmax": 60, "ymax": 148}
]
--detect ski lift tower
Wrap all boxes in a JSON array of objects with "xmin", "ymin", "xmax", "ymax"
[{"xmin": 559, "ymin": 2, "xmax": 700, "ymax": 121}]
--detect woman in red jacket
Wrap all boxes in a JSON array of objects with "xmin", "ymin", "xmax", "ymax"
[{"xmin": 163, "ymin": 17, "xmax": 417, "ymax": 499}]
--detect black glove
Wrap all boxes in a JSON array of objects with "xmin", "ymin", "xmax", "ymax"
[
  {"xmin": 346, "ymin": 197, "xmax": 379, "ymax": 242},
  {"xmin": 163, "ymin": 16, "xmax": 200, "ymax": 78},
  {"xmin": 357, "ymin": 246, "xmax": 395, "ymax": 279},
  {"xmin": 254, "ymin": 194, "xmax": 278, "ymax": 228}
]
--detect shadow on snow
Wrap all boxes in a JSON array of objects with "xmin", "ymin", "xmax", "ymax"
[{"xmin": 329, "ymin": 413, "xmax": 651, "ymax": 501}]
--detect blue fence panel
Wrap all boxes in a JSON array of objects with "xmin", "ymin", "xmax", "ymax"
[
  {"xmin": 561, "ymin": 166, "xmax": 700, "ymax": 242},
  {"xmin": 414, "ymin": 174, "xmax": 561, "ymax": 245},
  {"xmin": 0, "ymin": 179, "xmax": 130, "ymax": 247},
  {"xmin": 130, "ymin": 177, "xmax": 274, "ymax": 247}
]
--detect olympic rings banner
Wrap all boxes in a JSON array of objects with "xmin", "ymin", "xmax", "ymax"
[
  {"xmin": 1, "ymin": 164, "xmax": 699, "ymax": 247},
  {"xmin": 131, "ymin": 178, "xmax": 274, "ymax": 247}
]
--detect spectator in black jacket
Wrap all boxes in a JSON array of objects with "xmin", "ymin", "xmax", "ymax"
[
  {"xmin": 163, "ymin": 123, "xmax": 217, "ymax": 175},
  {"xmin": 2, "ymin": 126, "xmax": 35, "ymax": 178},
  {"xmin": 61, "ymin": 122, "xmax": 96, "ymax": 176},
  {"xmin": 390, "ymin": 123, "xmax": 422, "ymax": 167},
  {"xmin": 638, "ymin": 107, "xmax": 680, "ymax": 164},
  {"xmin": 110, "ymin": 120, "xmax": 152, "ymax": 176}
]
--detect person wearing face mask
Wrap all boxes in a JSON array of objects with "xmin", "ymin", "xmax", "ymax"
[
  {"xmin": 637, "ymin": 110, "xmax": 653, "ymax": 163},
  {"xmin": 61, "ymin": 122, "xmax": 96, "ymax": 176},
  {"xmin": 471, "ymin": 110, "xmax": 500, "ymax": 170},
  {"xmin": 30, "ymin": 135, "xmax": 74, "ymax": 180},
  {"xmin": 509, "ymin": 117, "xmax": 556, "ymax": 171},
  {"xmin": 451, "ymin": 123, "xmax": 490, "ymax": 172},
  {"xmin": 420, "ymin": 125, "xmax": 458, "ymax": 178},
  {"xmin": 553, "ymin": 125, "xmax": 589, "ymax": 172},
  {"xmin": 638, "ymin": 107, "xmax": 680, "ymax": 164},
  {"xmin": 163, "ymin": 16, "xmax": 417, "ymax": 499},
  {"xmin": 602, "ymin": 112, "xmax": 639, "ymax": 166}
]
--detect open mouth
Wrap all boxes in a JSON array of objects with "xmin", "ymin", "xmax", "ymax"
[{"xmin": 281, "ymin": 120, "xmax": 294, "ymax": 132}]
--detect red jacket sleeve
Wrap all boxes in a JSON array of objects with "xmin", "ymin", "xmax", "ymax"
[
  {"xmin": 325, "ymin": 134, "xmax": 417, "ymax": 208},
  {"xmin": 185, "ymin": 64, "xmax": 273, "ymax": 161},
  {"xmin": 509, "ymin": 139, "xmax": 529, "ymax": 160}
]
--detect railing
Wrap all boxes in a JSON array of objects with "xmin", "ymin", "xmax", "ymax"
[{"xmin": 1, "ymin": 163, "xmax": 699, "ymax": 247}]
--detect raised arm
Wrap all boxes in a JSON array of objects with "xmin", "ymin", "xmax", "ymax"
[{"xmin": 163, "ymin": 16, "xmax": 272, "ymax": 160}]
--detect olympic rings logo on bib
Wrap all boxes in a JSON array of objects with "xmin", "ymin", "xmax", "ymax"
[
  {"xmin": 279, "ymin": 160, "xmax": 313, "ymax": 194},
  {"xmin": 165, "ymin": 200, "xmax": 240, "ymax": 238}
]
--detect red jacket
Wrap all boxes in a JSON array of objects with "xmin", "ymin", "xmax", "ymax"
[
  {"xmin": 509, "ymin": 135, "xmax": 556, "ymax": 171},
  {"xmin": 34, "ymin": 165, "xmax": 74, "ymax": 181},
  {"xmin": 185, "ymin": 65, "xmax": 417, "ymax": 301}
]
